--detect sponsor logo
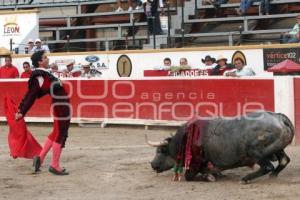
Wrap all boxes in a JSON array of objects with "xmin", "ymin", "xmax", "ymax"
[
  {"xmin": 117, "ymin": 55, "xmax": 132, "ymax": 77},
  {"xmin": 3, "ymin": 16, "xmax": 20, "ymax": 36},
  {"xmin": 85, "ymin": 55, "xmax": 99, "ymax": 63},
  {"xmin": 85, "ymin": 55, "xmax": 108, "ymax": 70},
  {"xmin": 231, "ymin": 51, "xmax": 247, "ymax": 65}
]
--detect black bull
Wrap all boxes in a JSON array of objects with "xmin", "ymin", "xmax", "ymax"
[{"xmin": 148, "ymin": 111, "xmax": 295, "ymax": 183}]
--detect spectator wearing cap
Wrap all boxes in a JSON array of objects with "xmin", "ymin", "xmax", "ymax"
[
  {"xmin": 20, "ymin": 61, "xmax": 32, "ymax": 78},
  {"xmin": 50, "ymin": 63, "xmax": 62, "ymax": 78},
  {"xmin": 50, "ymin": 63, "xmax": 59, "ymax": 73},
  {"xmin": 63, "ymin": 61, "xmax": 81, "ymax": 78},
  {"xmin": 210, "ymin": 55, "xmax": 234, "ymax": 75},
  {"xmin": 80, "ymin": 62, "xmax": 101, "ymax": 78},
  {"xmin": 0, "ymin": 56, "xmax": 19, "ymax": 79},
  {"xmin": 201, "ymin": 55, "xmax": 217, "ymax": 69},
  {"xmin": 26, "ymin": 39, "xmax": 34, "ymax": 54},
  {"xmin": 224, "ymin": 58, "xmax": 255, "ymax": 77},
  {"xmin": 280, "ymin": 15, "xmax": 300, "ymax": 44},
  {"xmin": 32, "ymin": 38, "xmax": 50, "ymax": 53}
]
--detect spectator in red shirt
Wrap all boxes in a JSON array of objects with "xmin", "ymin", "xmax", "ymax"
[
  {"xmin": 0, "ymin": 56, "xmax": 19, "ymax": 78},
  {"xmin": 20, "ymin": 61, "xmax": 32, "ymax": 78}
]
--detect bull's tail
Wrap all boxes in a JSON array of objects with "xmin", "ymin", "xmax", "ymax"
[{"xmin": 276, "ymin": 113, "xmax": 295, "ymax": 140}]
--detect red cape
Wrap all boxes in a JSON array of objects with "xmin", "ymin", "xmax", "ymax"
[
  {"xmin": 4, "ymin": 96, "xmax": 41, "ymax": 159},
  {"xmin": 184, "ymin": 119, "xmax": 205, "ymax": 170}
]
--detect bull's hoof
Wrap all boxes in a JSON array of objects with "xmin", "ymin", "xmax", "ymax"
[
  {"xmin": 214, "ymin": 172, "xmax": 226, "ymax": 178},
  {"xmin": 204, "ymin": 174, "xmax": 216, "ymax": 182},
  {"xmin": 240, "ymin": 179, "xmax": 251, "ymax": 185},
  {"xmin": 185, "ymin": 170, "xmax": 197, "ymax": 181}
]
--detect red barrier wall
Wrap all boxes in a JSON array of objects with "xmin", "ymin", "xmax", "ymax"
[
  {"xmin": 0, "ymin": 79, "xmax": 274, "ymax": 121},
  {"xmin": 294, "ymin": 78, "xmax": 300, "ymax": 144}
]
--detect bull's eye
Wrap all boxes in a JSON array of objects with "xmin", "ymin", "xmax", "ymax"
[{"xmin": 158, "ymin": 146, "xmax": 168, "ymax": 154}]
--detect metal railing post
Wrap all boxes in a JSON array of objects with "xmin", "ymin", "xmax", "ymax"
[
  {"xmin": 9, "ymin": 38, "xmax": 13, "ymax": 52},
  {"xmin": 167, "ymin": 1, "xmax": 171, "ymax": 48},
  {"xmin": 181, "ymin": 0, "xmax": 185, "ymax": 47},
  {"xmin": 229, "ymin": 32, "xmax": 233, "ymax": 46},
  {"xmin": 132, "ymin": 18, "xmax": 136, "ymax": 47},
  {"xmin": 66, "ymin": 35, "xmax": 70, "ymax": 52},
  {"xmin": 153, "ymin": 16, "xmax": 156, "ymax": 49}
]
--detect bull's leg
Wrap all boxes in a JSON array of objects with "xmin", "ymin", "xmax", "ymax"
[
  {"xmin": 270, "ymin": 149, "xmax": 290, "ymax": 178},
  {"xmin": 241, "ymin": 159, "xmax": 274, "ymax": 184},
  {"xmin": 185, "ymin": 168, "xmax": 198, "ymax": 181}
]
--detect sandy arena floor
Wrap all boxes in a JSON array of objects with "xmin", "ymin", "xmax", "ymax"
[{"xmin": 0, "ymin": 123, "xmax": 300, "ymax": 200}]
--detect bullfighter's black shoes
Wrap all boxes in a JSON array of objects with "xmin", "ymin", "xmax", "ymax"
[
  {"xmin": 49, "ymin": 166, "xmax": 69, "ymax": 176},
  {"xmin": 33, "ymin": 156, "xmax": 41, "ymax": 173}
]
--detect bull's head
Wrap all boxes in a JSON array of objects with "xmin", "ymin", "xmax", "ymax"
[{"xmin": 146, "ymin": 134, "xmax": 176, "ymax": 173}]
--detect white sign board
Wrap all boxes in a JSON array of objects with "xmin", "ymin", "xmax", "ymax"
[
  {"xmin": 0, "ymin": 11, "xmax": 39, "ymax": 54},
  {"xmin": 9, "ymin": 48, "xmax": 273, "ymax": 78}
]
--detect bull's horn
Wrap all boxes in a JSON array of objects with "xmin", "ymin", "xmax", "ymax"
[{"xmin": 145, "ymin": 134, "xmax": 168, "ymax": 147}]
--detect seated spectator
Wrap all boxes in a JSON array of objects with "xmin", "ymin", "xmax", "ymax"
[
  {"xmin": 280, "ymin": 15, "xmax": 300, "ymax": 44},
  {"xmin": 116, "ymin": 0, "xmax": 141, "ymax": 12},
  {"xmin": 20, "ymin": 61, "xmax": 32, "ymax": 78},
  {"xmin": 26, "ymin": 39, "xmax": 34, "ymax": 54},
  {"xmin": 154, "ymin": 57, "xmax": 172, "ymax": 70},
  {"xmin": 224, "ymin": 58, "xmax": 255, "ymax": 77},
  {"xmin": 50, "ymin": 63, "xmax": 62, "ymax": 77},
  {"xmin": 31, "ymin": 38, "xmax": 50, "ymax": 53},
  {"xmin": 0, "ymin": 56, "xmax": 19, "ymax": 78},
  {"xmin": 80, "ymin": 62, "xmax": 101, "ymax": 78},
  {"xmin": 237, "ymin": 0, "xmax": 270, "ymax": 16},
  {"xmin": 201, "ymin": 55, "xmax": 217, "ymax": 69},
  {"xmin": 203, "ymin": 0, "xmax": 229, "ymax": 9},
  {"xmin": 178, "ymin": 57, "xmax": 191, "ymax": 70},
  {"xmin": 62, "ymin": 61, "xmax": 81, "ymax": 78},
  {"xmin": 168, "ymin": 57, "xmax": 191, "ymax": 72},
  {"xmin": 50, "ymin": 63, "xmax": 59, "ymax": 73},
  {"xmin": 210, "ymin": 55, "xmax": 234, "ymax": 75}
]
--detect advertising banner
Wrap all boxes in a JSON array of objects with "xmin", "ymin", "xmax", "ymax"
[
  {"xmin": 0, "ymin": 10, "xmax": 39, "ymax": 54},
  {"xmin": 0, "ymin": 79, "xmax": 274, "ymax": 121},
  {"xmin": 9, "ymin": 48, "xmax": 271, "ymax": 78},
  {"xmin": 263, "ymin": 47, "xmax": 300, "ymax": 70}
]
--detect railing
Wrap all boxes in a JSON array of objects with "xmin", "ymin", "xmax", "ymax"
[
  {"xmin": 0, "ymin": 0, "xmax": 90, "ymax": 6},
  {"xmin": 1, "ymin": 0, "xmax": 299, "ymax": 51},
  {"xmin": 195, "ymin": 0, "xmax": 300, "ymax": 10},
  {"xmin": 186, "ymin": 13, "xmax": 298, "ymax": 32},
  {"xmin": 0, "ymin": 0, "xmax": 114, "ymax": 8}
]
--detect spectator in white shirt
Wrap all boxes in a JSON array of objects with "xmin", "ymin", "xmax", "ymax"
[
  {"xmin": 80, "ymin": 62, "xmax": 101, "ymax": 78},
  {"xmin": 280, "ymin": 15, "xmax": 300, "ymax": 44},
  {"xmin": 154, "ymin": 57, "xmax": 172, "ymax": 70},
  {"xmin": 224, "ymin": 58, "xmax": 255, "ymax": 77},
  {"xmin": 26, "ymin": 39, "xmax": 34, "ymax": 54},
  {"xmin": 31, "ymin": 38, "xmax": 50, "ymax": 53}
]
